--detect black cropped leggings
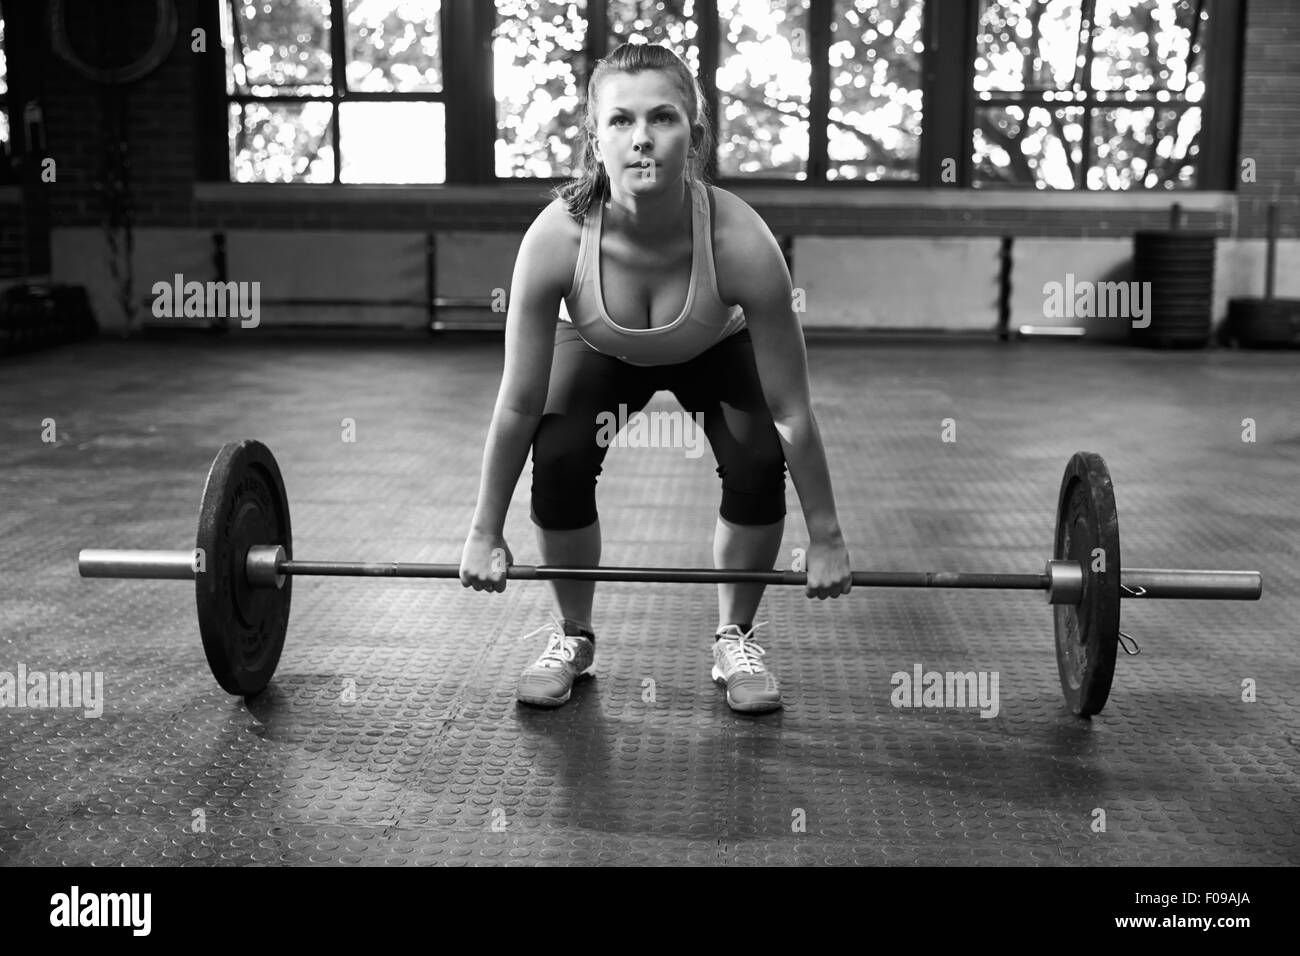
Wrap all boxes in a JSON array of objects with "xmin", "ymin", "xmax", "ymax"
[{"xmin": 530, "ymin": 322, "xmax": 788, "ymax": 530}]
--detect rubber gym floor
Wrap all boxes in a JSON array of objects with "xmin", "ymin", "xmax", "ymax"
[{"xmin": 1, "ymin": 334, "xmax": 1296, "ymax": 866}]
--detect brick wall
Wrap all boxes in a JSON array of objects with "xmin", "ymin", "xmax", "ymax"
[
  {"xmin": 0, "ymin": 199, "xmax": 25, "ymax": 276},
  {"xmin": 1, "ymin": 0, "xmax": 1296, "ymax": 280},
  {"xmin": 37, "ymin": 0, "xmax": 199, "ymax": 229},
  {"xmin": 1236, "ymin": 0, "xmax": 1300, "ymax": 237}
]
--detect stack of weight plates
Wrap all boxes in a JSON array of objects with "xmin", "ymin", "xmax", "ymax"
[
  {"xmin": 1225, "ymin": 297, "xmax": 1300, "ymax": 348},
  {"xmin": 1131, "ymin": 231, "xmax": 1218, "ymax": 349},
  {"xmin": 0, "ymin": 284, "xmax": 98, "ymax": 357}
]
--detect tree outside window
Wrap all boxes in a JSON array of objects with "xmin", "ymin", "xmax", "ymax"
[
  {"xmin": 973, "ymin": 0, "xmax": 1208, "ymax": 189},
  {"xmin": 219, "ymin": 0, "xmax": 1229, "ymax": 190},
  {"xmin": 0, "ymin": 9, "xmax": 10, "ymax": 168}
]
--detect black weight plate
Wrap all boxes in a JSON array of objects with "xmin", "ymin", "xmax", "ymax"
[
  {"xmin": 1133, "ymin": 231, "xmax": 1218, "ymax": 247},
  {"xmin": 1229, "ymin": 297, "xmax": 1300, "ymax": 348},
  {"xmin": 1134, "ymin": 258, "xmax": 1217, "ymax": 272},
  {"xmin": 1053, "ymin": 451, "xmax": 1120, "ymax": 717},
  {"xmin": 195, "ymin": 440, "xmax": 292, "ymax": 696}
]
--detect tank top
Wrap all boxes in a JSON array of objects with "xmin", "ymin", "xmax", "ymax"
[{"xmin": 557, "ymin": 178, "xmax": 747, "ymax": 366}]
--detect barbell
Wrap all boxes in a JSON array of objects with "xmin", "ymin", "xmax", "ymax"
[{"xmin": 76, "ymin": 440, "xmax": 1263, "ymax": 716}]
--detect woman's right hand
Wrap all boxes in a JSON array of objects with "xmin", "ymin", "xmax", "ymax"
[{"xmin": 459, "ymin": 530, "xmax": 513, "ymax": 592}]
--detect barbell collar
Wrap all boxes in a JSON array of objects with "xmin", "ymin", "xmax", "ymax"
[
  {"xmin": 1045, "ymin": 559, "xmax": 1084, "ymax": 605},
  {"xmin": 246, "ymin": 545, "xmax": 287, "ymax": 589}
]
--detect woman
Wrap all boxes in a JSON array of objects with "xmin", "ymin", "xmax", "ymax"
[{"xmin": 460, "ymin": 43, "xmax": 851, "ymax": 714}]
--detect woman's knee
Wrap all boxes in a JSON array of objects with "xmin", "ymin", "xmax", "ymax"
[
  {"xmin": 532, "ymin": 412, "xmax": 602, "ymax": 469},
  {"xmin": 530, "ymin": 414, "xmax": 603, "ymax": 530},
  {"xmin": 715, "ymin": 445, "xmax": 787, "ymax": 525},
  {"xmin": 719, "ymin": 485, "xmax": 786, "ymax": 525},
  {"xmin": 714, "ymin": 435, "xmax": 787, "ymax": 486}
]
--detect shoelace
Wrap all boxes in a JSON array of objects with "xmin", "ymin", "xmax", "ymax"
[
  {"xmin": 717, "ymin": 621, "xmax": 769, "ymax": 674},
  {"xmin": 520, "ymin": 616, "xmax": 585, "ymax": 669}
]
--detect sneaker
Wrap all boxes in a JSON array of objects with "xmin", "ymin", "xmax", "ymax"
[
  {"xmin": 711, "ymin": 621, "xmax": 782, "ymax": 713},
  {"xmin": 516, "ymin": 616, "xmax": 595, "ymax": 707}
]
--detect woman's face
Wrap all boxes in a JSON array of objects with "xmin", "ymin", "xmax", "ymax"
[{"xmin": 591, "ymin": 70, "xmax": 698, "ymax": 199}]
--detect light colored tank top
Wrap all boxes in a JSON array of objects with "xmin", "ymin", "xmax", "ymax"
[{"xmin": 558, "ymin": 178, "xmax": 747, "ymax": 366}]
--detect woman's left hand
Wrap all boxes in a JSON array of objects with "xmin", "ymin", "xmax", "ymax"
[{"xmin": 805, "ymin": 536, "xmax": 852, "ymax": 599}]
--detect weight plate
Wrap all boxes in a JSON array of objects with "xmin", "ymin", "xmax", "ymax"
[
  {"xmin": 1134, "ymin": 258, "xmax": 1217, "ymax": 270},
  {"xmin": 1228, "ymin": 297, "xmax": 1300, "ymax": 349},
  {"xmin": 195, "ymin": 440, "xmax": 292, "ymax": 696},
  {"xmin": 1053, "ymin": 451, "xmax": 1120, "ymax": 717}
]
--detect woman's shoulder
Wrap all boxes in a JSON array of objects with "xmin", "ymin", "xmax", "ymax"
[
  {"xmin": 518, "ymin": 197, "xmax": 583, "ymax": 294},
  {"xmin": 704, "ymin": 184, "xmax": 785, "ymax": 302},
  {"xmin": 530, "ymin": 195, "xmax": 585, "ymax": 245},
  {"xmin": 704, "ymin": 184, "xmax": 746, "ymax": 231},
  {"xmin": 705, "ymin": 184, "xmax": 775, "ymax": 258},
  {"xmin": 704, "ymin": 184, "xmax": 763, "ymax": 227}
]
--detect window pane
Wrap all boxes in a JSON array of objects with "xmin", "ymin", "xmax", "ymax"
[
  {"xmin": 973, "ymin": 104, "xmax": 1084, "ymax": 188},
  {"xmin": 229, "ymin": 101, "xmax": 335, "ymax": 182},
  {"xmin": 1, "ymin": 13, "xmax": 7, "ymax": 155},
  {"xmin": 607, "ymin": 0, "xmax": 700, "ymax": 72},
  {"xmin": 0, "ymin": 13, "xmax": 7, "ymax": 97},
  {"xmin": 494, "ymin": 0, "xmax": 588, "ymax": 178},
  {"xmin": 225, "ymin": 0, "xmax": 332, "ymax": 95},
  {"xmin": 346, "ymin": 0, "xmax": 442, "ymax": 93},
  {"xmin": 828, "ymin": 0, "xmax": 925, "ymax": 182},
  {"xmin": 975, "ymin": 0, "xmax": 1083, "ymax": 94},
  {"xmin": 1088, "ymin": 104, "xmax": 1199, "ymax": 188},
  {"xmin": 1090, "ymin": 0, "xmax": 1203, "ymax": 93},
  {"xmin": 716, "ymin": 0, "xmax": 810, "ymax": 179},
  {"xmin": 339, "ymin": 101, "xmax": 445, "ymax": 182}
]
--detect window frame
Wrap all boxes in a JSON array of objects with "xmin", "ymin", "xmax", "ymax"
[
  {"xmin": 197, "ymin": 0, "xmax": 1243, "ymax": 191},
  {"xmin": 200, "ymin": 0, "xmax": 466, "ymax": 184}
]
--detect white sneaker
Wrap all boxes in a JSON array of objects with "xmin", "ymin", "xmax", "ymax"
[
  {"xmin": 711, "ymin": 622, "xmax": 782, "ymax": 713},
  {"xmin": 516, "ymin": 617, "xmax": 595, "ymax": 707}
]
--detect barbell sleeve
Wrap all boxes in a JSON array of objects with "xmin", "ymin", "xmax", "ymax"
[
  {"xmin": 1120, "ymin": 569, "xmax": 1262, "ymax": 601},
  {"xmin": 78, "ymin": 549, "xmax": 197, "ymax": 580}
]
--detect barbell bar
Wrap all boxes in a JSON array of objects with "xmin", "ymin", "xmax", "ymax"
[
  {"xmin": 75, "ymin": 439, "xmax": 1264, "ymax": 716},
  {"xmin": 77, "ymin": 549, "xmax": 1262, "ymax": 603}
]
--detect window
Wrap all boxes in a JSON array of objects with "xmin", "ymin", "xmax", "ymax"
[
  {"xmin": 0, "ymin": 6, "xmax": 9, "ymax": 169},
  {"xmin": 973, "ymin": 0, "xmax": 1212, "ymax": 189},
  {"xmin": 222, "ymin": 0, "xmax": 445, "ymax": 183},
  {"xmin": 493, "ymin": 0, "xmax": 587, "ymax": 178},
  {"xmin": 490, "ymin": 0, "xmax": 927, "ymax": 183},
  {"xmin": 827, "ymin": 0, "xmax": 925, "ymax": 182},
  {"xmin": 212, "ymin": 0, "xmax": 1239, "ymax": 189},
  {"xmin": 714, "ymin": 0, "xmax": 812, "ymax": 179}
]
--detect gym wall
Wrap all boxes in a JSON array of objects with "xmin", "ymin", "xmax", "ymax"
[{"xmin": 0, "ymin": 0, "xmax": 1296, "ymax": 335}]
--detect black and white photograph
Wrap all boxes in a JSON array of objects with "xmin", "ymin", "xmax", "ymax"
[{"xmin": 0, "ymin": 0, "xmax": 1293, "ymax": 922}]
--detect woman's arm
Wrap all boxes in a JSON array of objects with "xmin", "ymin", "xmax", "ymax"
[
  {"xmin": 462, "ymin": 203, "xmax": 571, "ymax": 586},
  {"xmin": 713, "ymin": 190, "xmax": 851, "ymax": 596}
]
